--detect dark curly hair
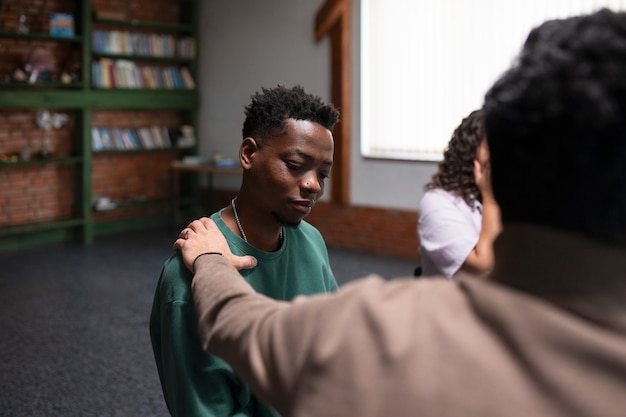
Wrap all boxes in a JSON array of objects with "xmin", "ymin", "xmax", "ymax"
[
  {"xmin": 425, "ymin": 109, "xmax": 486, "ymax": 207},
  {"xmin": 484, "ymin": 9, "xmax": 626, "ymax": 245},
  {"xmin": 242, "ymin": 85, "xmax": 340, "ymax": 146}
]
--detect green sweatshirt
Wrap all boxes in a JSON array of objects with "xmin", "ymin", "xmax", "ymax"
[{"xmin": 150, "ymin": 209, "xmax": 338, "ymax": 417}]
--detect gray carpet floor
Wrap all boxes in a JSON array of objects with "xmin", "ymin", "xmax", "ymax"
[{"xmin": 0, "ymin": 228, "xmax": 417, "ymax": 417}]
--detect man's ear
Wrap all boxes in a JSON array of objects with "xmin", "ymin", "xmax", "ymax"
[{"xmin": 240, "ymin": 137, "xmax": 259, "ymax": 169}]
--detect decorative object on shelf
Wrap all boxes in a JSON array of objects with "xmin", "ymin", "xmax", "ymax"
[
  {"xmin": 21, "ymin": 47, "xmax": 57, "ymax": 84},
  {"xmin": 0, "ymin": 153, "xmax": 20, "ymax": 163},
  {"xmin": 35, "ymin": 109, "xmax": 69, "ymax": 159},
  {"xmin": 16, "ymin": 10, "xmax": 29, "ymax": 34},
  {"xmin": 49, "ymin": 13, "xmax": 75, "ymax": 37},
  {"xmin": 93, "ymin": 195, "xmax": 117, "ymax": 211},
  {"xmin": 11, "ymin": 68, "xmax": 27, "ymax": 82},
  {"xmin": 176, "ymin": 124, "xmax": 195, "ymax": 148}
]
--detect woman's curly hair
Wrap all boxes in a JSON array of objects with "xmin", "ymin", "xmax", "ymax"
[{"xmin": 425, "ymin": 109, "xmax": 486, "ymax": 207}]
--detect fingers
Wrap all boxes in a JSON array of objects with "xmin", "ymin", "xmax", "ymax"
[
  {"xmin": 173, "ymin": 237, "xmax": 185, "ymax": 251},
  {"xmin": 229, "ymin": 254, "xmax": 258, "ymax": 270},
  {"xmin": 178, "ymin": 228, "xmax": 191, "ymax": 240},
  {"xmin": 174, "ymin": 218, "xmax": 258, "ymax": 272},
  {"xmin": 176, "ymin": 217, "xmax": 212, "ymax": 242}
]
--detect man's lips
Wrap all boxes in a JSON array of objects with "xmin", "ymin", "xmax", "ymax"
[{"xmin": 291, "ymin": 200, "xmax": 315, "ymax": 214}]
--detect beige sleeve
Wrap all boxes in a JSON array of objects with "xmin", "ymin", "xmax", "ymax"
[{"xmin": 191, "ymin": 254, "xmax": 423, "ymax": 414}]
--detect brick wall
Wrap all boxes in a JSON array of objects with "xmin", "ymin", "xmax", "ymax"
[
  {"xmin": 0, "ymin": 110, "xmax": 77, "ymax": 227},
  {"xmin": 307, "ymin": 202, "xmax": 419, "ymax": 261},
  {"xmin": 0, "ymin": 164, "xmax": 76, "ymax": 226},
  {"xmin": 92, "ymin": 0, "xmax": 181, "ymax": 23}
]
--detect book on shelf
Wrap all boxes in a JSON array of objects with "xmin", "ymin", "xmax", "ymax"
[
  {"xmin": 141, "ymin": 67, "xmax": 156, "ymax": 89},
  {"xmin": 111, "ymin": 127, "xmax": 126, "ymax": 149},
  {"xmin": 92, "ymin": 126, "xmax": 174, "ymax": 151},
  {"xmin": 92, "ymin": 127, "xmax": 103, "ymax": 151},
  {"xmin": 91, "ymin": 59, "xmax": 194, "ymax": 90},
  {"xmin": 149, "ymin": 125, "xmax": 168, "ymax": 148},
  {"xmin": 177, "ymin": 37, "xmax": 196, "ymax": 58},
  {"xmin": 92, "ymin": 58, "xmax": 114, "ymax": 88},
  {"xmin": 180, "ymin": 67, "xmax": 196, "ymax": 89},
  {"xmin": 109, "ymin": 30, "xmax": 122, "ymax": 54},
  {"xmin": 98, "ymin": 127, "xmax": 113, "ymax": 150},
  {"xmin": 126, "ymin": 129, "xmax": 142, "ymax": 149},
  {"xmin": 137, "ymin": 127, "xmax": 156, "ymax": 149},
  {"xmin": 170, "ymin": 67, "xmax": 184, "ymax": 89},
  {"xmin": 92, "ymin": 29, "xmax": 180, "ymax": 57},
  {"xmin": 50, "ymin": 13, "xmax": 74, "ymax": 37}
]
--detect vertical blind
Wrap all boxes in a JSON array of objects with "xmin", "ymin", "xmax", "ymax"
[{"xmin": 360, "ymin": 0, "xmax": 626, "ymax": 161}]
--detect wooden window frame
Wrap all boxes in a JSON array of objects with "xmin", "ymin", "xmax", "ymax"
[{"xmin": 315, "ymin": 0, "xmax": 351, "ymax": 205}]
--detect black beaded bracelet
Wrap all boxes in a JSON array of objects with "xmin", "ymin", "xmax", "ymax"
[{"xmin": 192, "ymin": 252, "xmax": 223, "ymax": 273}]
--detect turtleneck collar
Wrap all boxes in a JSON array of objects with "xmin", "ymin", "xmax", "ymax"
[{"xmin": 487, "ymin": 223, "xmax": 626, "ymax": 331}]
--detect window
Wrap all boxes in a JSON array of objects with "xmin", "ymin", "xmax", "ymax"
[{"xmin": 360, "ymin": 0, "xmax": 626, "ymax": 161}]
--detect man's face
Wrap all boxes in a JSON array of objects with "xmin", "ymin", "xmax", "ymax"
[{"xmin": 246, "ymin": 118, "xmax": 334, "ymax": 227}]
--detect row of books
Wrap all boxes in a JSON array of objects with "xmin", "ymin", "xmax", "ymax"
[
  {"xmin": 92, "ymin": 30, "xmax": 196, "ymax": 58},
  {"xmin": 91, "ymin": 59, "xmax": 195, "ymax": 89},
  {"xmin": 92, "ymin": 126, "xmax": 172, "ymax": 151}
]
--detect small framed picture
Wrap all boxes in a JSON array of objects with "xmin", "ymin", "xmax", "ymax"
[{"xmin": 50, "ymin": 13, "xmax": 75, "ymax": 37}]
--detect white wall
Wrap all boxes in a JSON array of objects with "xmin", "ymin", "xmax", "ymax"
[{"xmin": 199, "ymin": 0, "xmax": 437, "ymax": 210}]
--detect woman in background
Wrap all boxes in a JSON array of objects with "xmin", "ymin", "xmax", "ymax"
[{"xmin": 417, "ymin": 109, "xmax": 501, "ymax": 278}]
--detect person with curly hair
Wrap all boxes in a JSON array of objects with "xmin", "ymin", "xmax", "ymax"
[
  {"xmin": 417, "ymin": 109, "xmax": 501, "ymax": 278},
  {"xmin": 150, "ymin": 85, "xmax": 340, "ymax": 417}
]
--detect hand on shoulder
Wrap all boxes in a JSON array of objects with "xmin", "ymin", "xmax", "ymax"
[{"xmin": 174, "ymin": 217, "xmax": 258, "ymax": 272}]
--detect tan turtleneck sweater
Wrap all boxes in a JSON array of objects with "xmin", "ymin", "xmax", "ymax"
[{"xmin": 192, "ymin": 223, "xmax": 626, "ymax": 417}]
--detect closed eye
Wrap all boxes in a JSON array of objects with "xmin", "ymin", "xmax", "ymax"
[{"xmin": 286, "ymin": 161, "xmax": 304, "ymax": 172}]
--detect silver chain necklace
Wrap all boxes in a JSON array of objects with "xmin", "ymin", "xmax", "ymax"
[
  {"xmin": 231, "ymin": 197, "xmax": 248, "ymax": 242},
  {"xmin": 231, "ymin": 197, "xmax": 283, "ymax": 244}
]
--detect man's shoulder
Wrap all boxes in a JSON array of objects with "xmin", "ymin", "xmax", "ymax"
[
  {"xmin": 157, "ymin": 251, "xmax": 193, "ymax": 302},
  {"xmin": 162, "ymin": 251, "xmax": 187, "ymax": 273}
]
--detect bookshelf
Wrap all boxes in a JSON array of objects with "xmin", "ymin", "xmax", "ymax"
[{"xmin": 0, "ymin": 0, "xmax": 200, "ymax": 250}]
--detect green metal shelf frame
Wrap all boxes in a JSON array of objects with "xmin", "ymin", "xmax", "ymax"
[
  {"xmin": 0, "ymin": 156, "xmax": 83, "ymax": 167},
  {"xmin": 92, "ymin": 18, "xmax": 194, "ymax": 34},
  {"xmin": 0, "ymin": 90, "xmax": 197, "ymax": 109},
  {"xmin": 0, "ymin": 31, "xmax": 84, "ymax": 43},
  {"xmin": 91, "ymin": 52, "xmax": 194, "ymax": 64}
]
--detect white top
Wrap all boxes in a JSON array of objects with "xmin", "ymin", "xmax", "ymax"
[{"xmin": 418, "ymin": 188, "xmax": 482, "ymax": 278}]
